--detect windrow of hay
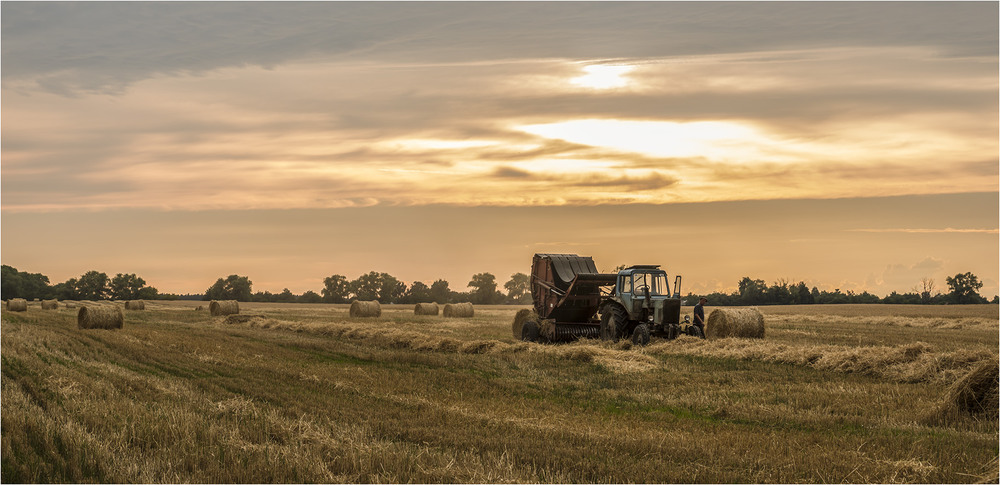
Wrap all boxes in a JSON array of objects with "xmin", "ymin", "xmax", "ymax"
[
  {"xmin": 125, "ymin": 300, "xmax": 145, "ymax": 310},
  {"xmin": 645, "ymin": 337, "xmax": 994, "ymax": 384},
  {"xmin": 443, "ymin": 302, "xmax": 474, "ymax": 318},
  {"xmin": 414, "ymin": 302, "xmax": 439, "ymax": 315},
  {"xmin": 706, "ymin": 308, "xmax": 765, "ymax": 339},
  {"xmin": 77, "ymin": 305, "xmax": 124, "ymax": 329},
  {"xmin": 41, "ymin": 299, "xmax": 59, "ymax": 310},
  {"xmin": 222, "ymin": 316, "xmax": 651, "ymax": 374},
  {"xmin": 223, "ymin": 314, "xmax": 270, "ymax": 325},
  {"xmin": 6, "ymin": 298, "xmax": 27, "ymax": 312},
  {"xmin": 350, "ymin": 300, "xmax": 381, "ymax": 317},
  {"xmin": 209, "ymin": 300, "xmax": 240, "ymax": 316}
]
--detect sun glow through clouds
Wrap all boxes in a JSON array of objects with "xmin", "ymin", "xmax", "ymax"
[{"xmin": 571, "ymin": 65, "xmax": 635, "ymax": 89}]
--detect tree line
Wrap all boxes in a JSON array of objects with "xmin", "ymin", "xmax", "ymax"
[
  {"xmin": 203, "ymin": 272, "xmax": 532, "ymax": 304},
  {"xmin": 684, "ymin": 273, "xmax": 995, "ymax": 306},
  {"xmin": 3, "ymin": 264, "xmax": 994, "ymax": 305}
]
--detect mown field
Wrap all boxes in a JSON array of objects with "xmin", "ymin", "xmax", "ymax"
[{"xmin": 2, "ymin": 302, "xmax": 997, "ymax": 483}]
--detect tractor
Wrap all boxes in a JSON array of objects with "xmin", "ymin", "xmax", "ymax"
[{"xmin": 513, "ymin": 253, "xmax": 703, "ymax": 345}]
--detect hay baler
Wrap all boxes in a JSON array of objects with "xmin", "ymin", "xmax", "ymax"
[{"xmin": 513, "ymin": 253, "xmax": 693, "ymax": 345}]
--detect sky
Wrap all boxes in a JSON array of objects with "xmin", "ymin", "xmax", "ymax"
[{"xmin": 2, "ymin": 2, "xmax": 998, "ymax": 298}]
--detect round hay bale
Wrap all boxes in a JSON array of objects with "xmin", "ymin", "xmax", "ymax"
[
  {"xmin": 511, "ymin": 308, "xmax": 538, "ymax": 339},
  {"xmin": 414, "ymin": 302, "xmax": 439, "ymax": 315},
  {"xmin": 6, "ymin": 298, "xmax": 27, "ymax": 312},
  {"xmin": 78, "ymin": 305, "xmax": 123, "ymax": 329},
  {"xmin": 41, "ymin": 299, "xmax": 59, "ymax": 310},
  {"xmin": 443, "ymin": 302, "xmax": 474, "ymax": 318},
  {"xmin": 943, "ymin": 356, "xmax": 999, "ymax": 417},
  {"xmin": 705, "ymin": 308, "xmax": 765, "ymax": 339},
  {"xmin": 209, "ymin": 300, "xmax": 240, "ymax": 316},
  {"xmin": 350, "ymin": 300, "xmax": 381, "ymax": 317},
  {"xmin": 195, "ymin": 305, "xmax": 205, "ymax": 311},
  {"xmin": 125, "ymin": 300, "xmax": 145, "ymax": 310}
]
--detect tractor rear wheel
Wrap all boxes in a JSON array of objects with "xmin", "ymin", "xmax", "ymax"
[
  {"xmin": 632, "ymin": 323, "xmax": 651, "ymax": 346},
  {"xmin": 600, "ymin": 305, "xmax": 627, "ymax": 342},
  {"xmin": 521, "ymin": 320, "xmax": 540, "ymax": 342}
]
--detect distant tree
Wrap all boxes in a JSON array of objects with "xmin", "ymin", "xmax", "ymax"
[
  {"xmin": 468, "ymin": 272, "xmax": 504, "ymax": 304},
  {"xmin": 137, "ymin": 286, "xmax": 159, "ymax": 300},
  {"xmin": 109, "ymin": 273, "xmax": 148, "ymax": 300},
  {"xmin": 945, "ymin": 272, "xmax": 986, "ymax": 304},
  {"xmin": 76, "ymin": 271, "xmax": 110, "ymax": 300},
  {"xmin": 738, "ymin": 277, "xmax": 766, "ymax": 305},
  {"xmin": 252, "ymin": 291, "xmax": 274, "ymax": 302},
  {"xmin": 429, "ymin": 279, "xmax": 452, "ymax": 304},
  {"xmin": 350, "ymin": 272, "xmax": 381, "ymax": 301},
  {"xmin": 348, "ymin": 272, "xmax": 407, "ymax": 303},
  {"xmin": 299, "ymin": 290, "xmax": 322, "ymax": 303},
  {"xmin": 52, "ymin": 279, "xmax": 80, "ymax": 301},
  {"xmin": 378, "ymin": 273, "xmax": 407, "ymax": 303},
  {"xmin": 275, "ymin": 288, "xmax": 297, "ymax": 303},
  {"xmin": 1, "ymin": 265, "xmax": 51, "ymax": 300},
  {"xmin": 883, "ymin": 291, "xmax": 922, "ymax": 304},
  {"xmin": 503, "ymin": 272, "xmax": 531, "ymax": 304},
  {"xmin": 321, "ymin": 275, "xmax": 350, "ymax": 303},
  {"xmin": 918, "ymin": 277, "xmax": 936, "ymax": 303},
  {"xmin": 794, "ymin": 282, "xmax": 813, "ymax": 304},
  {"xmin": 764, "ymin": 278, "xmax": 793, "ymax": 305},
  {"xmin": 405, "ymin": 281, "xmax": 432, "ymax": 304},
  {"xmin": 204, "ymin": 275, "xmax": 253, "ymax": 301}
]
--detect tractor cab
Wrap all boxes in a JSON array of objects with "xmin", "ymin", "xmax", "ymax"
[{"xmin": 602, "ymin": 265, "xmax": 684, "ymax": 344}]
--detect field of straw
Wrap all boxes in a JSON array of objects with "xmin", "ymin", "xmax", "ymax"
[{"xmin": 2, "ymin": 301, "xmax": 997, "ymax": 483}]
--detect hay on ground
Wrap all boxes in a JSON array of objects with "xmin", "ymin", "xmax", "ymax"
[
  {"xmin": 941, "ymin": 356, "xmax": 999, "ymax": 418},
  {"xmin": 6, "ymin": 298, "xmax": 27, "ymax": 312},
  {"xmin": 705, "ymin": 308, "xmax": 765, "ymax": 339},
  {"xmin": 209, "ymin": 300, "xmax": 240, "ymax": 316},
  {"xmin": 41, "ymin": 299, "xmax": 59, "ymax": 310},
  {"xmin": 78, "ymin": 305, "xmax": 124, "ymax": 329},
  {"xmin": 224, "ymin": 314, "xmax": 268, "ymax": 325},
  {"xmin": 125, "ymin": 300, "xmax": 145, "ymax": 310},
  {"xmin": 443, "ymin": 302, "xmax": 474, "ymax": 318},
  {"xmin": 414, "ymin": 302, "xmax": 439, "ymax": 316},
  {"xmin": 350, "ymin": 300, "xmax": 381, "ymax": 317}
]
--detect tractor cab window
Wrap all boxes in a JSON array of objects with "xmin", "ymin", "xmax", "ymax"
[
  {"xmin": 620, "ymin": 275, "xmax": 632, "ymax": 293},
  {"xmin": 633, "ymin": 273, "xmax": 669, "ymax": 296}
]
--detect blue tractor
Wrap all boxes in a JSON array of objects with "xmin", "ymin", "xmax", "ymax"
[{"xmin": 514, "ymin": 253, "xmax": 701, "ymax": 345}]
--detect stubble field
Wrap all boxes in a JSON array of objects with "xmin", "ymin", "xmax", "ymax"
[{"xmin": 2, "ymin": 302, "xmax": 997, "ymax": 483}]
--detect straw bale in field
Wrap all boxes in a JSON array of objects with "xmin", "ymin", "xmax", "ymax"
[
  {"xmin": 125, "ymin": 300, "xmax": 145, "ymax": 310},
  {"xmin": 350, "ymin": 300, "xmax": 381, "ymax": 317},
  {"xmin": 210, "ymin": 300, "xmax": 240, "ymax": 316},
  {"xmin": 511, "ymin": 308, "xmax": 539, "ymax": 339},
  {"xmin": 41, "ymin": 299, "xmax": 59, "ymax": 310},
  {"xmin": 6, "ymin": 298, "xmax": 27, "ymax": 312},
  {"xmin": 78, "ymin": 305, "xmax": 123, "ymax": 329},
  {"xmin": 943, "ymin": 356, "xmax": 999, "ymax": 417},
  {"xmin": 414, "ymin": 302, "xmax": 439, "ymax": 315},
  {"xmin": 705, "ymin": 308, "xmax": 765, "ymax": 339},
  {"xmin": 443, "ymin": 302, "xmax": 474, "ymax": 318},
  {"xmin": 195, "ymin": 305, "xmax": 205, "ymax": 311}
]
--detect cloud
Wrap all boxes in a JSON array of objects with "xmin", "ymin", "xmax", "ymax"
[
  {"xmin": 849, "ymin": 228, "xmax": 999, "ymax": 234},
  {"xmin": 3, "ymin": 3, "xmax": 996, "ymax": 96}
]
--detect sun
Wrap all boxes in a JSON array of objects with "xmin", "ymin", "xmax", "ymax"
[{"xmin": 571, "ymin": 64, "xmax": 635, "ymax": 89}]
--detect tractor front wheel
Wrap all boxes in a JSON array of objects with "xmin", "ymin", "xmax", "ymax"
[{"xmin": 632, "ymin": 323, "xmax": 651, "ymax": 346}]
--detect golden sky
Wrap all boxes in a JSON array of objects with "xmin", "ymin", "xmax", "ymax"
[{"xmin": 2, "ymin": 2, "xmax": 998, "ymax": 297}]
